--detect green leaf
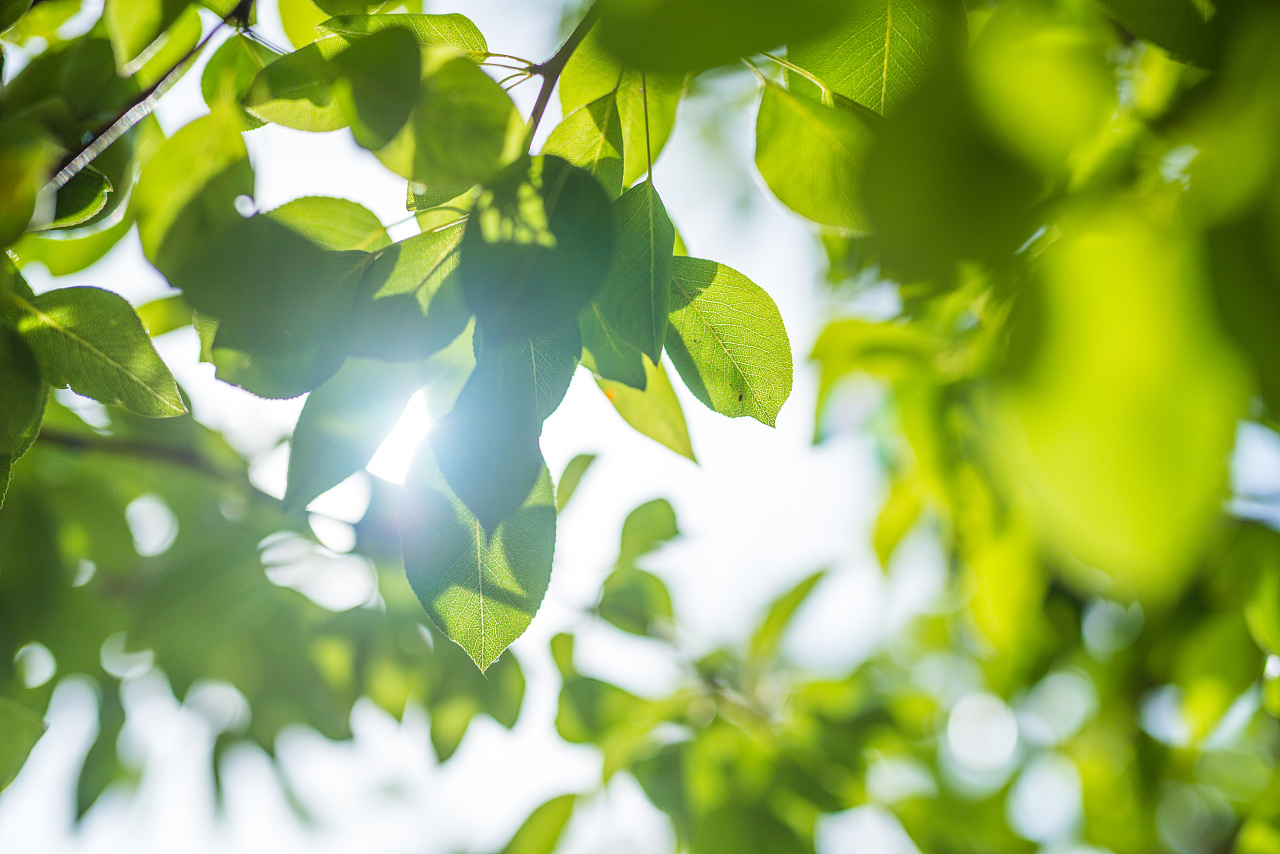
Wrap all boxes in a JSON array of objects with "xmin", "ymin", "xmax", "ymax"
[
  {"xmin": 555, "ymin": 453, "xmax": 597, "ymax": 513},
  {"xmin": 459, "ymin": 155, "xmax": 617, "ymax": 342},
  {"xmin": 267, "ymin": 195, "xmax": 390, "ymax": 251},
  {"xmin": 348, "ymin": 224, "xmax": 470, "ymax": 361},
  {"xmin": 542, "ymin": 94, "xmax": 625, "ymax": 200},
  {"xmin": 13, "ymin": 208, "xmax": 135, "ymax": 277},
  {"xmin": 755, "ymin": 82, "xmax": 874, "ymax": 232},
  {"xmin": 104, "ymin": 0, "xmax": 189, "ymax": 65},
  {"xmin": 617, "ymin": 497, "xmax": 679, "ymax": 567},
  {"xmin": 993, "ymin": 206, "xmax": 1248, "ymax": 602},
  {"xmin": 592, "ymin": 180, "xmax": 674, "ymax": 361},
  {"xmin": 0, "ymin": 324, "xmax": 42, "ymax": 453},
  {"xmin": 860, "ymin": 67, "xmax": 1041, "ymax": 281},
  {"xmin": 201, "ymin": 34, "xmax": 283, "ymax": 130},
  {"xmin": 596, "ymin": 0, "xmax": 847, "ymax": 73},
  {"xmin": 580, "ymin": 302, "xmax": 647, "ymax": 389},
  {"xmin": 135, "ymin": 108, "xmax": 254, "ymax": 271},
  {"xmin": 0, "ymin": 0, "xmax": 31, "ymax": 34},
  {"xmin": 401, "ymin": 453, "xmax": 556, "ymax": 672},
  {"xmin": 37, "ymin": 166, "xmax": 112, "ymax": 231},
  {"xmin": 750, "ymin": 570, "xmax": 824, "ymax": 661},
  {"xmin": 373, "ymin": 46, "xmax": 525, "ymax": 188},
  {"xmin": 561, "ymin": 29, "xmax": 684, "ymax": 187},
  {"xmin": 598, "ymin": 567, "xmax": 673, "ymax": 637},
  {"xmin": 317, "ymin": 13, "xmax": 487, "ymax": 52},
  {"xmin": 1098, "ymin": 0, "xmax": 1222, "ymax": 68},
  {"xmin": 512, "ymin": 322, "xmax": 582, "ymax": 422},
  {"xmin": 0, "ymin": 696, "xmax": 45, "ymax": 790},
  {"xmin": 134, "ymin": 294, "xmax": 193, "ymax": 337},
  {"xmin": 331, "ymin": 27, "xmax": 421, "ymax": 151},
  {"xmin": 430, "ymin": 342, "xmax": 544, "ymax": 532},
  {"xmin": 666, "ymin": 257, "xmax": 792, "ymax": 427},
  {"xmin": 787, "ymin": 0, "xmax": 967, "ymax": 114},
  {"xmin": 0, "ymin": 121, "xmax": 58, "ymax": 247},
  {"xmin": 495, "ymin": 793, "xmax": 578, "ymax": 854},
  {"xmin": 243, "ymin": 37, "xmax": 355, "ymax": 132},
  {"xmin": 598, "ymin": 355, "xmax": 696, "ymax": 461},
  {"xmin": 176, "ymin": 212, "xmax": 369, "ymax": 399},
  {"xmin": 4, "ymin": 286, "xmax": 186, "ymax": 417},
  {"xmin": 285, "ymin": 358, "xmax": 422, "ymax": 511}
]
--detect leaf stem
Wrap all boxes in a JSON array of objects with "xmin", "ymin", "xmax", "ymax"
[
  {"xmin": 524, "ymin": 1, "xmax": 602, "ymax": 146},
  {"xmin": 759, "ymin": 52, "xmax": 835, "ymax": 105}
]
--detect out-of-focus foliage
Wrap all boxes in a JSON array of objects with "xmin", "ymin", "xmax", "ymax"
[{"xmin": 2, "ymin": 0, "xmax": 1280, "ymax": 852}]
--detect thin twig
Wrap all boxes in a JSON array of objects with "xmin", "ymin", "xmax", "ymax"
[
  {"xmin": 45, "ymin": 3, "xmax": 247, "ymax": 193},
  {"xmin": 524, "ymin": 2, "xmax": 602, "ymax": 144}
]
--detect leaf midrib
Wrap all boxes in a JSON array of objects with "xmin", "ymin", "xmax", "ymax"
[
  {"xmin": 670, "ymin": 271, "xmax": 765, "ymax": 411},
  {"xmin": 8, "ymin": 292, "xmax": 184, "ymax": 416}
]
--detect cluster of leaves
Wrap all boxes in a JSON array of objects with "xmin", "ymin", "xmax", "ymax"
[{"xmin": 5, "ymin": 0, "xmax": 1280, "ymax": 851}]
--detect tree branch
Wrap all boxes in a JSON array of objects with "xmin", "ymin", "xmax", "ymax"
[{"xmin": 525, "ymin": 2, "xmax": 602, "ymax": 144}]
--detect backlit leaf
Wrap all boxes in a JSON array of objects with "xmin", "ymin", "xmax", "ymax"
[
  {"xmin": 373, "ymin": 46, "xmax": 525, "ymax": 188},
  {"xmin": 617, "ymin": 497, "xmax": 679, "ymax": 567},
  {"xmin": 561, "ymin": 29, "xmax": 683, "ymax": 187},
  {"xmin": 666, "ymin": 257, "xmax": 792, "ymax": 427},
  {"xmin": 750, "ymin": 570, "xmax": 824, "ymax": 661},
  {"xmin": 348, "ymin": 223, "xmax": 470, "ymax": 361},
  {"xmin": 104, "ymin": 0, "xmax": 188, "ymax": 65},
  {"xmin": 755, "ymin": 82, "xmax": 874, "ymax": 232},
  {"xmin": 542, "ymin": 94, "xmax": 625, "ymax": 200},
  {"xmin": 430, "ymin": 341, "xmax": 544, "ymax": 532},
  {"xmin": 459, "ymin": 155, "xmax": 616, "ymax": 342},
  {"xmin": 599, "ymin": 567, "xmax": 673, "ymax": 637},
  {"xmin": 787, "ymin": 0, "xmax": 966, "ymax": 114},
  {"xmin": 5, "ymin": 286, "xmax": 186, "ymax": 417},
  {"xmin": 331, "ymin": 27, "xmax": 421, "ymax": 151},
  {"xmin": 580, "ymin": 302, "xmax": 646, "ymax": 389},
  {"xmin": 598, "ymin": 356, "xmax": 696, "ymax": 462},
  {"xmin": 401, "ymin": 453, "xmax": 556, "ymax": 672},
  {"xmin": 39, "ymin": 166, "xmax": 112, "ymax": 231},
  {"xmin": 201, "ymin": 34, "xmax": 283, "ymax": 131},
  {"xmin": 285, "ymin": 358, "xmax": 422, "ymax": 511},
  {"xmin": 593, "ymin": 180, "xmax": 675, "ymax": 361},
  {"xmin": 317, "ymin": 13, "xmax": 486, "ymax": 53},
  {"xmin": 555, "ymin": 453, "xmax": 597, "ymax": 514}
]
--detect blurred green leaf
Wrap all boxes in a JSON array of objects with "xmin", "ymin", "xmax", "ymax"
[
  {"xmin": 401, "ymin": 453, "xmax": 556, "ymax": 671},
  {"xmin": 38, "ymin": 166, "xmax": 111, "ymax": 231},
  {"xmin": 201, "ymin": 34, "xmax": 283, "ymax": 131},
  {"xmin": 103, "ymin": 0, "xmax": 188, "ymax": 65},
  {"xmin": 617, "ymin": 497, "xmax": 679, "ymax": 567},
  {"xmin": 494, "ymin": 793, "xmax": 578, "ymax": 854},
  {"xmin": 755, "ymin": 81, "xmax": 874, "ymax": 232},
  {"xmin": 596, "ymin": 0, "xmax": 847, "ymax": 73},
  {"xmin": 598, "ymin": 355, "xmax": 695, "ymax": 461},
  {"xmin": 0, "ymin": 324, "xmax": 43, "ymax": 454},
  {"xmin": 555, "ymin": 453, "xmax": 596, "ymax": 514},
  {"xmin": 666, "ymin": 257, "xmax": 792, "ymax": 427},
  {"xmin": 599, "ymin": 566, "xmax": 673, "ymax": 637},
  {"xmin": 0, "ymin": 696, "xmax": 44, "ymax": 790},
  {"xmin": 750, "ymin": 570, "xmax": 824, "ymax": 661},
  {"xmin": 0, "ymin": 0, "xmax": 31, "ymax": 33}
]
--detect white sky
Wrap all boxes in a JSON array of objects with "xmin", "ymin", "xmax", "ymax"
[{"xmin": 0, "ymin": 2, "xmax": 943, "ymax": 851}]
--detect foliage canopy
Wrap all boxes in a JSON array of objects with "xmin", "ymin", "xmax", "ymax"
[{"xmin": 3, "ymin": 0, "xmax": 1280, "ymax": 851}]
